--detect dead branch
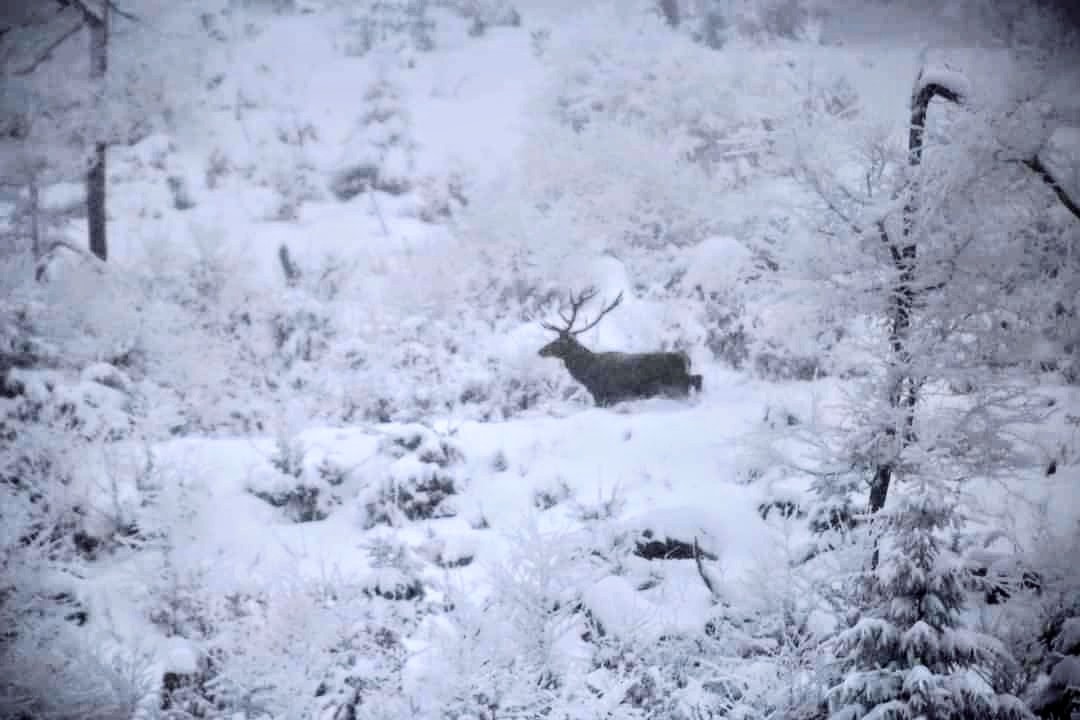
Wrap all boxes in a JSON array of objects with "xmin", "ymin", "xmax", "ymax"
[{"xmin": 694, "ymin": 537, "xmax": 721, "ymax": 602}]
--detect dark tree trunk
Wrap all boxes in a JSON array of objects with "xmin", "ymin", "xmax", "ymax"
[
  {"xmin": 85, "ymin": 1, "xmax": 109, "ymax": 262},
  {"xmin": 867, "ymin": 79, "xmax": 962, "ymax": 547},
  {"xmin": 28, "ymin": 172, "xmax": 41, "ymax": 261},
  {"xmin": 87, "ymin": 142, "xmax": 107, "ymax": 261}
]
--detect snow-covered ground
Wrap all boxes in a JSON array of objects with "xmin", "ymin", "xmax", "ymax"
[{"xmin": 3, "ymin": 0, "xmax": 1080, "ymax": 717}]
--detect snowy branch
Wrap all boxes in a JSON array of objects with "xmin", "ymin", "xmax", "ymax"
[
  {"xmin": 909, "ymin": 75, "xmax": 964, "ymax": 168},
  {"xmin": 1020, "ymin": 154, "xmax": 1080, "ymax": 222}
]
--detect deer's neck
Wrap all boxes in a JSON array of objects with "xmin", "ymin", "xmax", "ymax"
[{"xmin": 560, "ymin": 343, "xmax": 597, "ymax": 378}]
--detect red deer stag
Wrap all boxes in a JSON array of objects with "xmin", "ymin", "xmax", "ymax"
[{"xmin": 538, "ymin": 288, "xmax": 703, "ymax": 407}]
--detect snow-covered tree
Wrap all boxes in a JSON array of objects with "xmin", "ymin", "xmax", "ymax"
[
  {"xmin": 786, "ymin": 44, "xmax": 1079, "ymax": 720},
  {"xmin": 826, "ymin": 473, "xmax": 1032, "ymax": 720}
]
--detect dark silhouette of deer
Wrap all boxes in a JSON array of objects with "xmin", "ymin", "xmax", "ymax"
[{"xmin": 538, "ymin": 288, "xmax": 703, "ymax": 407}]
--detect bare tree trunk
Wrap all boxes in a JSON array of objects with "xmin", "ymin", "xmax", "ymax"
[
  {"xmin": 86, "ymin": 1, "xmax": 109, "ymax": 262},
  {"xmin": 28, "ymin": 171, "xmax": 41, "ymax": 262}
]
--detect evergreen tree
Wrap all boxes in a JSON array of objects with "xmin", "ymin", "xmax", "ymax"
[{"xmin": 827, "ymin": 471, "xmax": 1032, "ymax": 720}]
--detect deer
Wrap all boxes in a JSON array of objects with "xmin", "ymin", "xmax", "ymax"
[{"xmin": 538, "ymin": 288, "xmax": 703, "ymax": 407}]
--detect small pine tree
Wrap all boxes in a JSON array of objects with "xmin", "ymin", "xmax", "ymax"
[
  {"xmin": 826, "ymin": 472, "xmax": 1032, "ymax": 720},
  {"xmin": 355, "ymin": 67, "xmax": 415, "ymax": 196}
]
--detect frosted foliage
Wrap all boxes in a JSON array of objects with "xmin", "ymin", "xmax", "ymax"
[
  {"xmin": 544, "ymin": 7, "xmax": 793, "ymax": 172},
  {"xmin": 512, "ymin": 118, "xmax": 720, "ymax": 252}
]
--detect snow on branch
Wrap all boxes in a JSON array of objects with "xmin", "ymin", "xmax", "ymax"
[
  {"xmin": 34, "ymin": 238, "xmax": 106, "ymax": 282},
  {"xmin": 909, "ymin": 65, "xmax": 965, "ymax": 168},
  {"xmin": 911, "ymin": 64, "xmax": 1080, "ymax": 221},
  {"xmin": 912, "ymin": 66, "xmax": 971, "ymax": 102}
]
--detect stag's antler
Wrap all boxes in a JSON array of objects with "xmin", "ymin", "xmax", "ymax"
[{"xmin": 541, "ymin": 287, "xmax": 623, "ymax": 335}]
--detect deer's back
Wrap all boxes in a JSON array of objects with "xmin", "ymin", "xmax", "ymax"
[{"xmin": 569, "ymin": 350, "xmax": 689, "ymax": 400}]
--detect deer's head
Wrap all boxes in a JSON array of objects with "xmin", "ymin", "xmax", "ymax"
[{"xmin": 538, "ymin": 288, "xmax": 623, "ymax": 360}]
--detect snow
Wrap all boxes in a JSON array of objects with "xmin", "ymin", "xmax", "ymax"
[
  {"xmin": 914, "ymin": 64, "xmax": 971, "ymax": 100},
  {"xmin": 4, "ymin": 1, "xmax": 1080, "ymax": 718}
]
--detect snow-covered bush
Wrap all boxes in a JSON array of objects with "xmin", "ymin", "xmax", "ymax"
[
  {"xmin": 543, "ymin": 10, "xmax": 793, "ymax": 179},
  {"xmin": 330, "ymin": 64, "xmax": 415, "ymax": 202},
  {"xmin": 245, "ymin": 434, "xmax": 346, "ymax": 523},
  {"xmin": 0, "ymin": 273, "xmax": 148, "ymax": 562},
  {"xmin": 269, "ymin": 291, "xmax": 336, "ymax": 373},
  {"xmin": 435, "ymin": 0, "xmax": 521, "ymax": 35},
  {"xmin": 735, "ymin": 0, "xmax": 817, "ymax": 42},
  {"xmin": 361, "ymin": 533, "xmax": 426, "ymax": 600},
  {"xmin": 0, "ymin": 614, "xmax": 159, "ymax": 720},
  {"xmin": 360, "ymin": 425, "xmax": 466, "ymax": 528},
  {"xmin": 1030, "ymin": 615, "xmax": 1080, "ymax": 719},
  {"xmin": 339, "ymin": 0, "xmax": 436, "ymax": 57},
  {"xmin": 0, "ymin": 283, "xmax": 164, "ymax": 720},
  {"xmin": 416, "ymin": 523, "xmax": 592, "ymax": 718}
]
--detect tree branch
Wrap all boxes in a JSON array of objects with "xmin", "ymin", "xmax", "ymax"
[
  {"xmin": 1022, "ymin": 154, "xmax": 1080, "ymax": 222},
  {"xmin": 106, "ymin": 1, "xmax": 139, "ymax": 24},
  {"xmin": 909, "ymin": 82, "xmax": 963, "ymax": 167},
  {"xmin": 59, "ymin": 0, "xmax": 139, "ymax": 24},
  {"xmin": 693, "ymin": 538, "xmax": 721, "ymax": 602},
  {"xmin": 12, "ymin": 20, "xmax": 83, "ymax": 76},
  {"xmin": 56, "ymin": 0, "xmax": 102, "ymax": 22}
]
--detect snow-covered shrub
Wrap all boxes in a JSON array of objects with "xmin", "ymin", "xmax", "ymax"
[
  {"xmin": 416, "ymin": 523, "xmax": 591, "ymax": 719},
  {"xmin": 533, "ymin": 476, "xmax": 574, "ymax": 511},
  {"xmin": 460, "ymin": 123, "xmax": 721, "ymax": 339},
  {"xmin": 268, "ymin": 162, "xmax": 323, "ymax": 221},
  {"xmin": 0, "ymin": 331, "xmax": 160, "ymax": 720},
  {"xmin": 414, "ymin": 169, "xmax": 469, "ymax": 222},
  {"xmin": 1030, "ymin": 616, "xmax": 1080, "ymax": 719},
  {"xmin": 701, "ymin": 289, "xmax": 751, "ymax": 369},
  {"xmin": 329, "ymin": 162, "xmax": 383, "ymax": 200},
  {"xmin": 331, "ymin": 67, "xmax": 415, "ymax": 200},
  {"xmin": 0, "ymin": 615, "xmax": 159, "ymax": 720},
  {"xmin": 361, "ymin": 534, "xmax": 425, "ymax": 600},
  {"xmin": 543, "ymin": 11, "xmax": 793, "ymax": 179},
  {"xmin": 339, "ymin": 0, "xmax": 436, "ymax": 57},
  {"xmin": 206, "ymin": 584, "xmax": 365, "ymax": 718},
  {"xmin": 311, "ymin": 611, "xmax": 414, "ymax": 719},
  {"xmin": 455, "ymin": 367, "xmax": 575, "ymax": 421},
  {"xmin": 360, "ymin": 425, "xmax": 466, "ymax": 528},
  {"xmin": 245, "ymin": 435, "xmax": 347, "ymax": 523},
  {"xmin": 436, "ymin": 0, "xmax": 521, "ymax": 34},
  {"xmin": 1, "ymin": 366, "xmax": 146, "ymax": 564},
  {"xmin": 741, "ymin": 0, "xmax": 814, "ymax": 41},
  {"xmin": 166, "ymin": 175, "xmax": 196, "ymax": 211},
  {"xmin": 204, "ymin": 147, "xmax": 231, "ymax": 190},
  {"xmin": 269, "ymin": 291, "xmax": 336, "ymax": 373}
]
